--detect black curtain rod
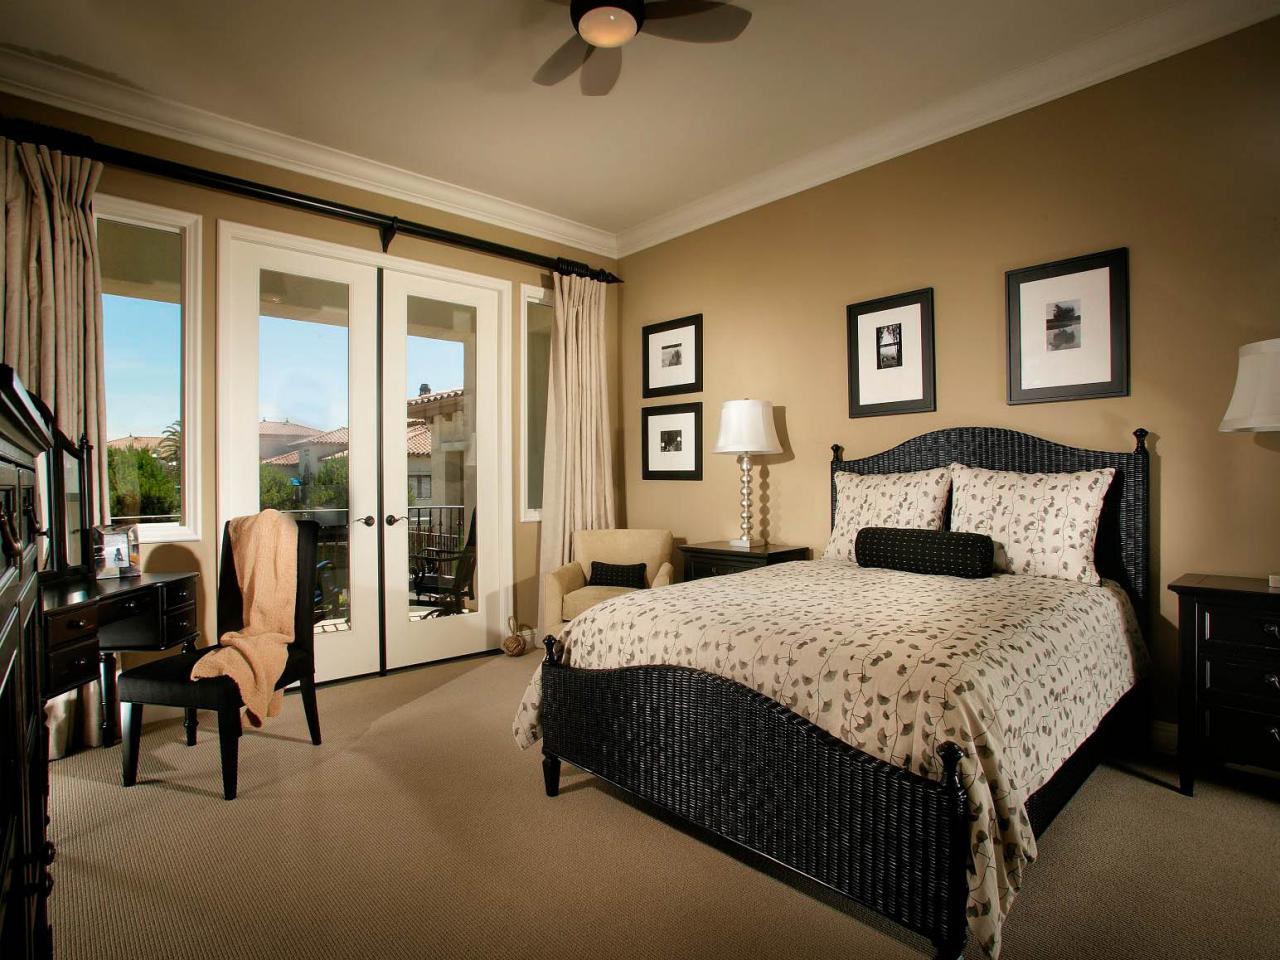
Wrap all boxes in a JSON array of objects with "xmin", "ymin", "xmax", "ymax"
[{"xmin": 1, "ymin": 116, "xmax": 621, "ymax": 284}]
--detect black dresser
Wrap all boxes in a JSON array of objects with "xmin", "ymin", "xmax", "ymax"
[
  {"xmin": 679, "ymin": 540, "xmax": 810, "ymax": 581},
  {"xmin": 0, "ymin": 369, "xmax": 55, "ymax": 960},
  {"xmin": 1170, "ymin": 573, "xmax": 1280, "ymax": 796}
]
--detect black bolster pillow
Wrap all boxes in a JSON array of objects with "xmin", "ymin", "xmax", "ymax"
[{"xmin": 854, "ymin": 527, "xmax": 994, "ymax": 579}]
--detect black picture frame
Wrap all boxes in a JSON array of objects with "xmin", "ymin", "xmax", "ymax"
[
  {"xmin": 642, "ymin": 314, "xmax": 703, "ymax": 398},
  {"xmin": 846, "ymin": 288, "xmax": 936, "ymax": 418},
  {"xmin": 641, "ymin": 402, "xmax": 702, "ymax": 481},
  {"xmin": 1006, "ymin": 247, "xmax": 1129, "ymax": 404}
]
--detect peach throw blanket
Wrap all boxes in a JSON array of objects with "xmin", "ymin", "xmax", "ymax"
[{"xmin": 191, "ymin": 510, "xmax": 298, "ymax": 726}]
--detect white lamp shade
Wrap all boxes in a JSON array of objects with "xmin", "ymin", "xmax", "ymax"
[
  {"xmin": 714, "ymin": 399, "xmax": 782, "ymax": 455},
  {"xmin": 1220, "ymin": 337, "xmax": 1280, "ymax": 432}
]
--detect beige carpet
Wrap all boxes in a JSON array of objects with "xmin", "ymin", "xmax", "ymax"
[{"xmin": 49, "ymin": 653, "xmax": 1280, "ymax": 960}]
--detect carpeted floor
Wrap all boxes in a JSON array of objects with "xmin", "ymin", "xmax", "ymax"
[{"xmin": 49, "ymin": 653, "xmax": 1280, "ymax": 960}]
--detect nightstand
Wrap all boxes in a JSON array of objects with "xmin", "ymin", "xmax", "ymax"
[
  {"xmin": 1169, "ymin": 574, "xmax": 1280, "ymax": 796},
  {"xmin": 679, "ymin": 541, "xmax": 810, "ymax": 582}
]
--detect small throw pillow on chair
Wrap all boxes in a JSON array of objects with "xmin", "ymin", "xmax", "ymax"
[{"xmin": 587, "ymin": 561, "xmax": 647, "ymax": 589}]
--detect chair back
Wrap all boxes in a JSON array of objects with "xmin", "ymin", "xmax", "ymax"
[
  {"xmin": 216, "ymin": 517, "xmax": 319, "ymax": 655},
  {"xmin": 572, "ymin": 528, "xmax": 673, "ymax": 587}
]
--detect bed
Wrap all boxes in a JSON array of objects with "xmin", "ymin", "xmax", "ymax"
[{"xmin": 519, "ymin": 426, "xmax": 1150, "ymax": 959}]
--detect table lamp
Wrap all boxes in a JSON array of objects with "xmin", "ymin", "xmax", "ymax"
[
  {"xmin": 1219, "ymin": 337, "xmax": 1280, "ymax": 588},
  {"xmin": 714, "ymin": 399, "xmax": 782, "ymax": 547}
]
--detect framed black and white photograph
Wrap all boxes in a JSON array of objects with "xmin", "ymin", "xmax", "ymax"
[
  {"xmin": 1006, "ymin": 247, "xmax": 1129, "ymax": 404},
  {"xmin": 846, "ymin": 288, "xmax": 936, "ymax": 418},
  {"xmin": 642, "ymin": 314, "xmax": 703, "ymax": 398},
  {"xmin": 641, "ymin": 402, "xmax": 702, "ymax": 480}
]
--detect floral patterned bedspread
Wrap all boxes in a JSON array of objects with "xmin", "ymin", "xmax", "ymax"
[{"xmin": 513, "ymin": 560, "xmax": 1145, "ymax": 957}]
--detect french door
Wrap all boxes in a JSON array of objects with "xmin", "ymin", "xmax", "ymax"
[{"xmin": 218, "ymin": 225, "xmax": 508, "ymax": 682}]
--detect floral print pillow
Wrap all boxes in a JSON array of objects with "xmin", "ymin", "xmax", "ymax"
[
  {"xmin": 823, "ymin": 468, "xmax": 951, "ymax": 562},
  {"xmin": 949, "ymin": 462, "xmax": 1115, "ymax": 584}
]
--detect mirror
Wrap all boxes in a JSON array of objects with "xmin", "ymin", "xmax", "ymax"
[
  {"xmin": 47, "ymin": 430, "xmax": 93, "ymax": 576},
  {"xmin": 62, "ymin": 444, "xmax": 84, "ymax": 567},
  {"xmin": 33, "ymin": 450, "xmax": 51, "ymax": 571}
]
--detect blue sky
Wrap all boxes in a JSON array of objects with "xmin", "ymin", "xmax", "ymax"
[{"xmin": 102, "ymin": 294, "xmax": 465, "ymax": 439}]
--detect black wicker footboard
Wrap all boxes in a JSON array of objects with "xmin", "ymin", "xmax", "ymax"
[{"xmin": 539, "ymin": 639, "xmax": 971, "ymax": 959}]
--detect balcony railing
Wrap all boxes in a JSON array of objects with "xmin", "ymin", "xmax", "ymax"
[{"xmin": 275, "ymin": 505, "xmax": 470, "ymax": 621}]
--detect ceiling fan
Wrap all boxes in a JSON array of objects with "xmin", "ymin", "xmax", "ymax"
[{"xmin": 535, "ymin": 1, "xmax": 753, "ymax": 96}]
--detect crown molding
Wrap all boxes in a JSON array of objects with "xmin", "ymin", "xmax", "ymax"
[
  {"xmin": 0, "ymin": 48, "xmax": 619, "ymax": 260},
  {"xmin": 2, "ymin": 0, "xmax": 1274, "ymax": 264},
  {"xmin": 615, "ymin": 0, "xmax": 1280, "ymax": 257}
]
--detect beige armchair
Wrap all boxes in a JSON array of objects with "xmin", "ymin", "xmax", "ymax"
[{"xmin": 542, "ymin": 528, "xmax": 674, "ymax": 637}]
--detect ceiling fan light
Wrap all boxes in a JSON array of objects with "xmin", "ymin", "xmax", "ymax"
[{"xmin": 572, "ymin": 1, "xmax": 644, "ymax": 48}]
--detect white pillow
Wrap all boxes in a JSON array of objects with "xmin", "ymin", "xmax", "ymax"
[
  {"xmin": 823, "ymin": 468, "xmax": 951, "ymax": 562},
  {"xmin": 949, "ymin": 462, "xmax": 1115, "ymax": 584}
]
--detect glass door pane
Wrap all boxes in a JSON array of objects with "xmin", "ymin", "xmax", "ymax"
[
  {"xmin": 258, "ymin": 269, "xmax": 353, "ymax": 631},
  {"xmin": 403, "ymin": 297, "xmax": 476, "ymax": 623},
  {"xmin": 383, "ymin": 272, "xmax": 501, "ymax": 667}
]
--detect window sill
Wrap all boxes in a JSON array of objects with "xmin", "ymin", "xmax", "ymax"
[{"xmin": 134, "ymin": 523, "xmax": 201, "ymax": 545}]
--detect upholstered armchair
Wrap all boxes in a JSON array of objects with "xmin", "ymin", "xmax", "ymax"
[{"xmin": 542, "ymin": 528, "xmax": 674, "ymax": 637}]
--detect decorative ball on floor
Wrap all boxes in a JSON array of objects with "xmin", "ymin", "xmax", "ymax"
[{"xmin": 503, "ymin": 616, "xmax": 535, "ymax": 656}]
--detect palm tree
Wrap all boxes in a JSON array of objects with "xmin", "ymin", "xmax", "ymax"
[{"xmin": 156, "ymin": 419, "xmax": 182, "ymax": 467}]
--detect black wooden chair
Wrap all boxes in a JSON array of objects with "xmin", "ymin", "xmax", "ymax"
[{"xmin": 117, "ymin": 519, "xmax": 322, "ymax": 800}]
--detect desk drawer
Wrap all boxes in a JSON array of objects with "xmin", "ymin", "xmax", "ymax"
[
  {"xmin": 1204, "ymin": 604, "xmax": 1280, "ymax": 649},
  {"xmin": 165, "ymin": 605, "xmax": 198, "ymax": 642},
  {"xmin": 47, "ymin": 638, "xmax": 97, "ymax": 695},
  {"xmin": 162, "ymin": 577, "xmax": 197, "ymax": 611},
  {"xmin": 99, "ymin": 590, "xmax": 155, "ymax": 626},
  {"xmin": 1206, "ymin": 706, "xmax": 1280, "ymax": 774},
  {"xmin": 1206, "ymin": 656, "xmax": 1280, "ymax": 708},
  {"xmin": 47, "ymin": 606, "xmax": 97, "ymax": 649}
]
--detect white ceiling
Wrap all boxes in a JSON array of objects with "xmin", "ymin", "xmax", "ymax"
[{"xmin": 1, "ymin": 0, "xmax": 1276, "ymax": 257}]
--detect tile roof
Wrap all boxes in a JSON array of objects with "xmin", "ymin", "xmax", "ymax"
[
  {"xmin": 406, "ymin": 423, "xmax": 432, "ymax": 455},
  {"xmin": 106, "ymin": 435, "xmax": 163, "ymax": 450},
  {"xmin": 259, "ymin": 419, "xmax": 320, "ymax": 437},
  {"xmin": 290, "ymin": 426, "xmax": 349, "ymax": 447},
  {"xmin": 406, "ymin": 387, "xmax": 464, "ymax": 409},
  {"xmin": 263, "ymin": 450, "xmax": 299, "ymax": 466}
]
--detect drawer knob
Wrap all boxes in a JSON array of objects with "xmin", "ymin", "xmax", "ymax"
[
  {"xmin": 1266, "ymin": 674, "xmax": 1280, "ymax": 693},
  {"xmin": 1264, "ymin": 623, "xmax": 1280, "ymax": 640},
  {"xmin": 124, "ymin": 600, "xmax": 137, "ymax": 611},
  {"xmin": 68, "ymin": 618, "xmax": 86, "ymax": 630},
  {"xmin": 1270, "ymin": 726, "xmax": 1280, "ymax": 746}
]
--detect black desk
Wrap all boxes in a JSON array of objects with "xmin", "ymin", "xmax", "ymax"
[{"xmin": 41, "ymin": 570, "xmax": 200, "ymax": 746}]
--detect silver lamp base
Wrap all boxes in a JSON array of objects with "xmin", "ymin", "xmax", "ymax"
[{"xmin": 727, "ymin": 536, "xmax": 762, "ymax": 548}]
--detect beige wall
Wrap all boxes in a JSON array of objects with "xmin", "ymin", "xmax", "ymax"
[
  {"xmin": 0, "ymin": 90, "xmax": 621, "ymax": 648},
  {"xmin": 617, "ymin": 18, "xmax": 1280, "ymax": 719}
]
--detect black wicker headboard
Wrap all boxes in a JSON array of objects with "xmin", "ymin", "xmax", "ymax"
[{"xmin": 830, "ymin": 426, "xmax": 1150, "ymax": 633}]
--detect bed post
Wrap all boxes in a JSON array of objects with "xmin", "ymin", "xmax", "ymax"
[
  {"xmin": 831, "ymin": 443, "xmax": 843, "ymax": 463},
  {"xmin": 542, "ymin": 635, "xmax": 562, "ymax": 797},
  {"xmin": 933, "ymin": 742, "xmax": 969, "ymax": 960}
]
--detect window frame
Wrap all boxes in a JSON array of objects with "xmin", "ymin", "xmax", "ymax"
[
  {"xmin": 520, "ymin": 283, "xmax": 553, "ymax": 523},
  {"xmin": 95, "ymin": 194, "xmax": 203, "ymax": 544}
]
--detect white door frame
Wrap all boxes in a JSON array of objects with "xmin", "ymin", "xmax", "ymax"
[{"xmin": 216, "ymin": 221, "xmax": 514, "ymax": 666}]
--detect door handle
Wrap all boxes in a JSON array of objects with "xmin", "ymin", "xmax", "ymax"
[
  {"xmin": 354, "ymin": 515, "xmax": 376, "ymax": 527},
  {"xmin": 385, "ymin": 515, "xmax": 408, "ymax": 525}
]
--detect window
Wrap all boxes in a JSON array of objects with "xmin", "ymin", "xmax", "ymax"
[
  {"xmin": 521, "ymin": 285, "xmax": 553, "ymax": 521},
  {"xmin": 96, "ymin": 196, "xmax": 201, "ymax": 542}
]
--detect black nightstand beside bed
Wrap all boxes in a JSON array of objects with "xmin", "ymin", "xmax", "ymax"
[
  {"xmin": 678, "ymin": 540, "xmax": 809, "ymax": 580},
  {"xmin": 1169, "ymin": 573, "xmax": 1280, "ymax": 796}
]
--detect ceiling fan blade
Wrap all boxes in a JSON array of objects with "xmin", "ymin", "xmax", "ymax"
[
  {"xmin": 533, "ymin": 33, "xmax": 591, "ymax": 86},
  {"xmin": 643, "ymin": 1, "xmax": 752, "ymax": 43},
  {"xmin": 580, "ymin": 45, "xmax": 622, "ymax": 97}
]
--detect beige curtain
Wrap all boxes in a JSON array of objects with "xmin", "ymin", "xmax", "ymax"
[
  {"xmin": 1, "ymin": 136, "xmax": 109, "ymax": 757},
  {"xmin": 538, "ymin": 272, "xmax": 616, "ymax": 621}
]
